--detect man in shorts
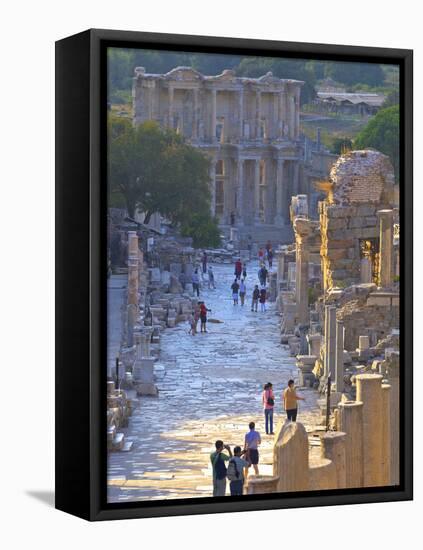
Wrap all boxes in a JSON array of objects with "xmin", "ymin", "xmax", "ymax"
[{"xmin": 244, "ymin": 421, "xmax": 261, "ymax": 478}]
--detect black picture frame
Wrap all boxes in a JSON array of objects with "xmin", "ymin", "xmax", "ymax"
[{"xmin": 55, "ymin": 28, "xmax": 413, "ymax": 521}]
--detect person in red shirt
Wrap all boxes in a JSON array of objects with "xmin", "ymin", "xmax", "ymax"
[
  {"xmin": 199, "ymin": 301, "xmax": 211, "ymax": 333},
  {"xmin": 234, "ymin": 258, "xmax": 242, "ymax": 280}
]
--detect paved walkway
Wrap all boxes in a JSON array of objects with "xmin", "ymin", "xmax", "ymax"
[{"xmin": 108, "ymin": 260, "xmax": 321, "ymax": 503}]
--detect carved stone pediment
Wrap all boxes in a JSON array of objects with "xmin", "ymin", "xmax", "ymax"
[{"xmin": 164, "ymin": 66, "xmax": 203, "ymax": 81}]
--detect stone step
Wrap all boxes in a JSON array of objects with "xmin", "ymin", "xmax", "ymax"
[
  {"xmin": 112, "ymin": 432, "xmax": 125, "ymax": 451},
  {"xmin": 121, "ymin": 440, "xmax": 134, "ymax": 452}
]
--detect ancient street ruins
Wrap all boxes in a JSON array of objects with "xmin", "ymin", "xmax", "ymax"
[{"xmin": 107, "ymin": 61, "xmax": 400, "ymax": 501}]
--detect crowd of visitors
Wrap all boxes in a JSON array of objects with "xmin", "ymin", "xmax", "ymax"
[{"xmin": 210, "ymin": 379, "xmax": 305, "ymax": 497}]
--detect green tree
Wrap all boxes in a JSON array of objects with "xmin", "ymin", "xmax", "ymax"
[
  {"xmin": 108, "ymin": 116, "xmax": 220, "ymax": 247},
  {"xmin": 180, "ymin": 214, "xmax": 221, "ymax": 248},
  {"xmin": 354, "ymin": 105, "xmax": 399, "ymax": 181},
  {"xmin": 324, "ymin": 61, "xmax": 385, "ymax": 88}
]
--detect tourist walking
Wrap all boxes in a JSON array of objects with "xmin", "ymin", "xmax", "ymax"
[
  {"xmin": 244, "ymin": 421, "xmax": 261, "ymax": 478},
  {"xmin": 267, "ymin": 247, "xmax": 274, "ymax": 269},
  {"xmin": 251, "ymin": 285, "xmax": 260, "ymax": 312},
  {"xmin": 202, "ymin": 252, "xmax": 208, "ymax": 279},
  {"xmin": 200, "ymin": 301, "xmax": 211, "ymax": 333},
  {"xmin": 193, "ymin": 302, "xmax": 201, "ymax": 334},
  {"xmin": 231, "ymin": 279, "xmax": 240, "ymax": 305},
  {"xmin": 258, "ymin": 247, "xmax": 264, "ymax": 264},
  {"xmin": 242, "ymin": 263, "xmax": 247, "ymax": 279},
  {"xmin": 239, "ymin": 279, "xmax": 246, "ymax": 306},
  {"xmin": 227, "ymin": 446, "xmax": 249, "ymax": 496},
  {"xmin": 210, "ymin": 440, "xmax": 232, "ymax": 497},
  {"xmin": 192, "ymin": 269, "xmax": 200, "ymax": 297},
  {"xmin": 259, "ymin": 286, "xmax": 267, "ymax": 312},
  {"xmin": 208, "ymin": 266, "xmax": 215, "ymax": 289},
  {"xmin": 283, "ymin": 379, "xmax": 305, "ymax": 422},
  {"xmin": 265, "ymin": 240, "xmax": 272, "ymax": 256},
  {"xmin": 234, "ymin": 258, "xmax": 242, "ymax": 280},
  {"xmin": 262, "ymin": 383, "xmax": 275, "ymax": 435},
  {"xmin": 258, "ymin": 265, "xmax": 268, "ymax": 287},
  {"xmin": 188, "ymin": 312, "xmax": 196, "ymax": 336}
]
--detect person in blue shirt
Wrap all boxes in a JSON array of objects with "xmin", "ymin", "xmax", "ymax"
[{"xmin": 244, "ymin": 421, "xmax": 262, "ymax": 479}]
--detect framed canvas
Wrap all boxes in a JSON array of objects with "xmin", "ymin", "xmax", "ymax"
[{"xmin": 55, "ymin": 28, "xmax": 413, "ymax": 521}]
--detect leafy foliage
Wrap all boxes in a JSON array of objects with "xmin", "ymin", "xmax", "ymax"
[
  {"xmin": 180, "ymin": 214, "xmax": 221, "ymax": 249},
  {"xmin": 108, "ymin": 116, "xmax": 220, "ymax": 248},
  {"xmin": 354, "ymin": 105, "xmax": 399, "ymax": 181}
]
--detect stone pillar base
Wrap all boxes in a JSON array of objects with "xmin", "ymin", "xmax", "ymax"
[{"xmin": 136, "ymin": 383, "xmax": 158, "ymax": 396}]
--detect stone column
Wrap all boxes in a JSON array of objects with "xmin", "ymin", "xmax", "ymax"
[
  {"xmin": 360, "ymin": 257, "xmax": 372, "ymax": 284},
  {"xmin": 387, "ymin": 358, "xmax": 400, "ymax": 485},
  {"xmin": 168, "ymin": 86, "xmax": 174, "ymax": 128},
  {"xmin": 192, "ymin": 87, "xmax": 199, "ymax": 139},
  {"xmin": 255, "ymin": 90, "xmax": 262, "ymax": 139},
  {"xmin": 335, "ymin": 320, "xmax": 345, "ymax": 392},
  {"xmin": 324, "ymin": 306, "xmax": 337, "ymax": 378},
  {"xmin": 356, "ymin": 373, "xmax": 384, "ymax": 486},
  {"xmin": 273, "ymin": 421, "xmax": 309, "ymax": 492},
  {"xmin": 127, "ymin": 231, "xmax": 139, "ymax": 307},
  {"xmin": 293, "ymin": 217, "xmax": 311, "ymax": 326},
  {"xmin": 321, "ymin": 431, "xmax": 347, "ymax": 489},
  {"xmin": 381, "ymin": 383, "xmax": 392, "ymax": 485},
  {"xmin": 359, "ymin": 335, "xmax": 370, "ymax": 351},
  {"xmin": 209, "ymin": 160, "xmax": 216, "ymax": 217},
  {"xmin": 211, "ymin": 89, "xmax": 217, "ymax": 142},
  {"xmin": 338, "ymin": 401, "xmax": 364, "ymax": 488},
  {"xmin": 278, "ymin": 89, "xmax": 286, "ymax": 138},
  {"xmin": 294, "ymin": 87, "xmax": 301, "ymax": 139},
  {"xmin": 274, "ymin": 159, "xmax": 285, "ymax": 226},
  {"xmin": 378, "ymin": 209, "xmax": 394, "ymax": 287},
  {"xmin": 292, "ymin": 162, "xmax": 300, "ymax": 196},
  {"xmin": 263, "ymin": 159, "xmax": 273, "ymax": 224},
  {"xmin": 237, "ymin": 158, "xmax": 245, "ymax": 225},
  {"xmin": 238, "ymin": 89, "xmax": 244, "ymax": 139},
  {"xmin": 254, "ymin": 159, "xmax": 261, "ymax": 223},
  {"xmin": 222, "ymin": 159, "xmax": 231, "ymax": 223}
]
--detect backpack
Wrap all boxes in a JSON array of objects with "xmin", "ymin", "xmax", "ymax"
[
  {"xmin": 214, "ymin": 453, "xmax": 227, "ymax": 480},
  {"xmin": 227, "ymin": 458, "xmax": 241, "ymax": 481},
  {"xmin": 266, "ymin": 390, "xmax": 275, "ymax": 406}
]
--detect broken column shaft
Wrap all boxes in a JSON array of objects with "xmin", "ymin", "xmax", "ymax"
[
  {"xmin": 356, "ymin": 373, "xmax": 384, "ymax": 486},
  {"xmin": 338, "ymin": 400, "xmax": 364, "ymax": 488}
]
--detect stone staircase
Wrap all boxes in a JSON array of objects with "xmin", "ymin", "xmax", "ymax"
[{"xmin": 220, "ymin": 224, "xmax": 294, "ymax": 247}]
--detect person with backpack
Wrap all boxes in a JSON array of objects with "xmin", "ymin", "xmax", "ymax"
[
  {"xmin": 210, "ymin": 440, "xmax": 232, "ymax": 496},
  {"xmin": 262, "ymin": 383, "xmax": 275, "ymax": 435},
  {"xmin": 231, "ymin": 278, "xmax": 240, "ymax": 305},
  {"xmin": 244, "ymin": 421, "xmax": 262, "ymax": 478},
  {"xmin": 258, "ymin": 265, "xmax": 268, "ymax": 287},
  {"xmin": 227, "ymin": 446, "xmax": 249, "ymax": 496},
  {"xmin": 251, "ymin": 284, "xmax": 260, "ymax": 312}
]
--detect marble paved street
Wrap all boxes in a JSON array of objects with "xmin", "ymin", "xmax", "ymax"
[{"xmin": 108, "ymin": 260, "xmax": 321, "ymax": 502}]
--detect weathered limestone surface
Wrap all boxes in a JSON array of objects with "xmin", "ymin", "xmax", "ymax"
[
  {"xmin": 356, "ymin": 374, "xmax": 384, "ymax": 486},
  {"xmin": 378, "ymin": 209, "xmax": 394, "ymax": 288},
  {"xmin": 133, "ymin": 66, "xmax": 304, "ymax": 228},
  {"xmin": 273, "ymin": 421, "xmax": 309, "ymax": 492},
  {"xmin": 321, "ymin": 431, "xmax": 347, "ymax": 489},
  {"xmin": 338, "ymin": 401, "xmax": 364, "ymax": 488},
  {"xmin": 381, "ymin": 384, "xmax": 392, "ymax": 485},
  {"xmin": 308, "ymin": 456, "xmax": 337, "ymax": 490}
]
